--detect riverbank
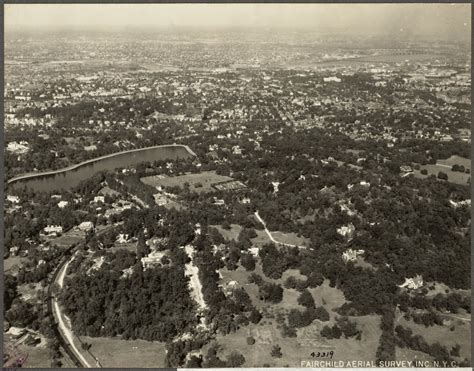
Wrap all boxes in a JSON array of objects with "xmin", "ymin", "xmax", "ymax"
[{"xmin": 7, "ymin": 143, "xmax": 197, "ymax": 185}]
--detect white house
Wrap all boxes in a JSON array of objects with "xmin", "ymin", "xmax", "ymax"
[
  {"xmin": 93, "ymin": 196, "xmax": 105, "ymax": 203},
  {"xmin": 398, "ymin": 275, "xmax": 423, "ymax": 290},
  {"xmin": 78, "ymin": 221, "xmax": 94, "ymax": 232},
  {"xmin": 337, "ymin": 223, "xmax": 355, "ymax": 239},
  {"xmin": 323, "ymin": 76, "xmax": 341, "ymax": 83},
  {"xmin": 6, "ymin": 195, "xmax": 20, "ymax": 204},
  {"xmin": 342, "ymin": 249, "xmax": 365, "ymax": 262},
  {"xmin": 57, "ymin": 201, "xmax": 69, "ymax": 209},
  {"xmin": 272, "ymin": 181, "xmax": 280, "ymax": 194},
  {"xmin": 43, "ymin": 225, "xmax": 63, "ymax": 236},
  {"xmin": 116, "ymin": 234, "xmax": 130, "ymax": 244}
]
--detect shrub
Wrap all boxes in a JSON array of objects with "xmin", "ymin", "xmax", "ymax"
[
  {"xmin": 271, "ymin": 345, "xmax": 282, "ymax": 358},
  {"xmin": 227, "ymin": 351, "xmax": 246, "ymax": 367},
  {"xmin": 437, "ymin": 171, "xmax": 448, "ymax": 181},
  {"xmin": 297, "ymin": 289, "xmax": 315, "ymax": 308}
]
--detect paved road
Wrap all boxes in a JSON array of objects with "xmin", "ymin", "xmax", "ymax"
[
  {"xmin": 254, "ymin": 211, "xmax": 306, "ymax": 249},
  {"xmin": 48, "ymin": 224, "xmax": 118, "ymax": 368},
  {"xmin": 53, "ymin": 259, "xmax": 93, "ymax": 368}
]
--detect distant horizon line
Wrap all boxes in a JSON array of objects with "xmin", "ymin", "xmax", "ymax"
[{"xmin": 5, "ymin": 24, "xmax": 470, "ymax": 39}]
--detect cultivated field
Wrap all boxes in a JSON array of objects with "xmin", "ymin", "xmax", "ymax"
[
  {"xmin": 80, "ymin": 336, "xmax": 167, "ymax": 368},
  {"xmin": 141, "ymin": 171, "xmax": 235, "ymax": 193}
]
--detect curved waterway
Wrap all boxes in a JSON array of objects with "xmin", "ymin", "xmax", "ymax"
[{"xmin": 8, "ymin": 144, "xmax": 196, "ymax": 192}]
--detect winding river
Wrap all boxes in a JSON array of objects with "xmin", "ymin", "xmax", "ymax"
[{"xmin": 8, "ymin": 144, "xmax": 196, "ymax": 192}]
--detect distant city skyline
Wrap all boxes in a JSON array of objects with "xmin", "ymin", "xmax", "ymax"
[{"xmin": 5, "ymin": 3, "xmax": 471, "ymax": 40}]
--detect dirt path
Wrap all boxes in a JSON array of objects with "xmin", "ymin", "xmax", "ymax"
[
  {"xmin": 184, "ymin": 245, "xmax": 207, "ymax": 312},
  {"xmin": 254, "ymin": 211, "xmax": 306, "ymax": 249}
]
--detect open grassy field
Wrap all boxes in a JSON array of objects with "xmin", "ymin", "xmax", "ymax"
[
  {"xmin": 203, "ymin": 310, "xmax": 382, "ymax": 367},
  {"xmin": 437, "ymin": 155, "xmax": 470, "ymax": 169},
  {"xmin": 20, "ymin": 344, "xmax": 51, "ymax": 368},
  {"xmin": 212, "ymin": 223, "xmax": 308, "ymax": 250},
  {"xmin": 141, "ymin": 171, "xmax": 235, "ymax": 193},
  {"xmin": 211, "ymin": 223, "xmax": 273, "ymax": 248},
  {"xmin": 396, "ymin": 346, "xmax": 434, "ymax": 364},
  {"xmin": 81, "ymin": 336, "xmax": 167, "ymax": 368},
  {"xmin": 397, "ymin": 316, "xmax": 471, "ymax": 361},
  {"xmin": 213, "ymin": 262, "xmax": 381, "ymax": 366},
  {"xmin": 412, "ymin": 168, "xmax": 470, "ymax": 186},
  {"xmin": 307, "ymin": 280, "xmax": 347, "ymax": 320},
  {"xmin": 4, "ymin": 333, "xmax": 53, "ymax": 369},
  {"xmin": 410, "ymin": 157, "xmax": 470, "ymax": 186},
  {"xmin": 220, "ymin": 266, "xmax": 306, "ymax": 313}
]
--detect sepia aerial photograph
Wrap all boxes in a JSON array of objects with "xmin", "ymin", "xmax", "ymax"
[{"xmin": 2, "ymin": 3, "xmax": 471, "ymax": 369}]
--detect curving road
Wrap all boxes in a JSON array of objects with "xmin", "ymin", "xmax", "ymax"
[
  {"xmin": 52, "ymin": 259, "xmax": 93, "ymax": 368},
  {"xmin": 48, "ymin": 225, "xmax": 117, "ymax": 367}
]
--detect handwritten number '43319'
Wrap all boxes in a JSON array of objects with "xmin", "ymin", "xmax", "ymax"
[{"xmin": 311, "ymin": 351, "xmax": 334, "ymax": 359}]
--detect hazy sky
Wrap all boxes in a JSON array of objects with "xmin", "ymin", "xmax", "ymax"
[{"xmin": 5, "ymin": 3, "xmax": 471, "ymax": 39}]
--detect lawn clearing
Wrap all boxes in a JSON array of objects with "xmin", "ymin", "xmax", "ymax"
[
  {"xmin": 108, "ymin": 242, "xmax": 137, "ymax": 253},
  {"xmin": 212, "ymin": 263, "xmax": 379, "ymax": 367},
  {"xmin": 219, "ymin": 265, "xmax": 305, "ymax": 314},
  {"xmin": 297, "ymin": 313, "xmax": 382, "ymax": 363},
  {"xmin": 141, "ymin": 171, "xmax": 236, "ymax": 194},
  {"xmin": 396, "ymin": 346, "xmax": 434, "ymax": 364},
  {"xmin": 19, "ymin": 343, "xmax": 52, "ymax": 368},
  {"xmin": 436, "ymin": 155, "xmax": 470, "ymax": 169},
  {"xmin": 80, "ymin": 336, "xmax": 167, "ymax": 368},
  {"xmin": 307, "ymin": 279, "xmax": 348, "ymax": 320},
  {"xmin": 203, "ymin": 312, "xmax": 382, "ymax": 367},
  {"xmin": 215, "ymin": 223, "xmax": 274, "ymax": 248},
  {"xmin": 251, "ymin": 229, "xmax": 273, "ymax": 247},
  {"xmin": 410, "ymin": 161, "xmax": 470, "ymax": 186},
  {"xmin": 49, "ymin": 229, "xmax": 84, "ymax": 249},
  {"xmin": 4, "ymin": 256, "xmax": 27, "ymax": 273},
  {"xmin": 270, "ymin": 231, "xmax": 309, "ymax": 247},
  {"xmin": 211, "ymin": 224, "xmax": 243, "ymax": 241}
]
